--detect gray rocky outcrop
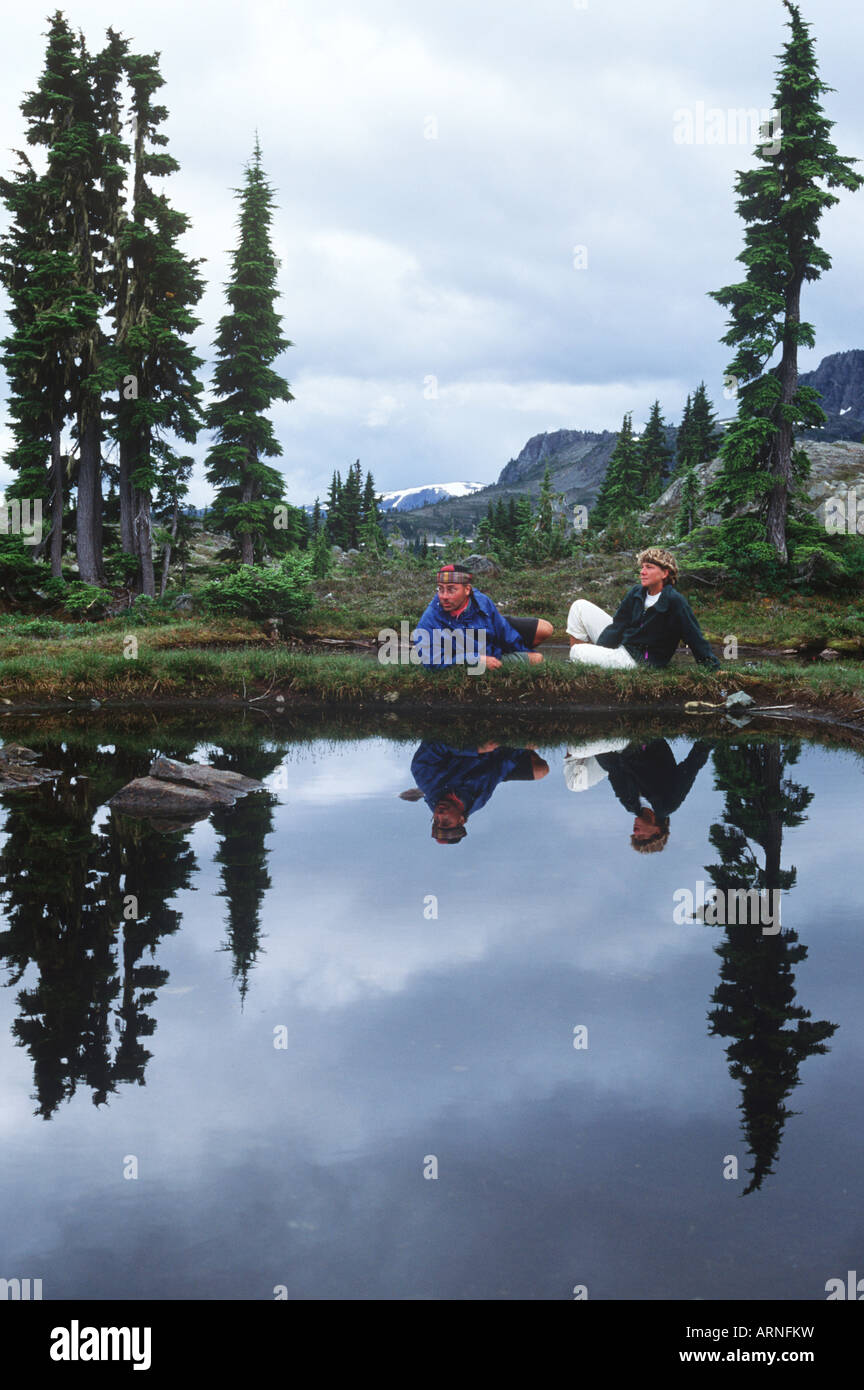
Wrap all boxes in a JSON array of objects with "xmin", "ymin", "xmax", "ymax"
[{"xmin": 109, "ymin": 757, "xmax": 265, "ymax": 824}]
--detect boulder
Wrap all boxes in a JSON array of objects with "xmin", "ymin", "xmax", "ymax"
[
  {"xmin": 109, "ymin": 777, "xmax": 230, "ymax": 820},
  {"xmin": 462, "ymin": 554, "xmax": 500, "ymax": 577},
  {"xmin": 148, "ymin": 757, "xmax": 264, "ymax": 797},
  {"xmin": 173, "ymin": 593, "xmax": 194, "ymax": 612}
]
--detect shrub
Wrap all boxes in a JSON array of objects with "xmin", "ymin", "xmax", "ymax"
[
  {"xmin": 199, "ymin": 555, "xmax": 313, "ymax": 628},
  {"xmin": 62, "ymin": 583, "xmax": 112, "ymax": 617}
]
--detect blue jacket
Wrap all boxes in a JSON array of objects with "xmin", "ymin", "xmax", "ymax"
[
  {"xmin": 412, "ymin": 589, "xmax": 529, "ymax": 667},
  {"xmin": 597, "ymin": 584, "xmax": 719, "ymax": 668},
  {"xmin": 410, "ymin": 742, "xmax": 534, "ymax": 817}
]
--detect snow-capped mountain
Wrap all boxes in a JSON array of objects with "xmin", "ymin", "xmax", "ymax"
[{"xmin": 377, "ymin": 481, "xmax": 485, "ymax": 512}]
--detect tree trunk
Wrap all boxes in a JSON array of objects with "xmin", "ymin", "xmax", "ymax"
[
  {"xmin": 240, "ymin": 467, "xmax": 255, "ymax": 567},
  {"xmin": 134, "ymin": 487, "xmax": 155, "ymax": 597},
  {"xmin": 765, "ymin": 279, "xmax": 802, "ymax": 565},
  {"xmin": 75, "ymin": 410, "xmax": 103, "ymax": 585},
  {"xmin": 118, "ymin": 434, "xmax": 135, "ymax": 554},
  {"xmin": 160, "ymin": 499, "xmax": 178, "ymax": 598},
  {"xmin": 50, "ymin": 425, "xmax": 64, "ymax": 578}
]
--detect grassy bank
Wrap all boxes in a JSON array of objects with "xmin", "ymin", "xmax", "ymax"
[{"xmin": 3, "ymin": 630, "xmax": 864, "ymax": 723}]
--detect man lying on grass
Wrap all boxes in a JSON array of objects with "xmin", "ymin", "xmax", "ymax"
[
  {"xmin": 566, "ymin": 547, "xmax": 719, "ymax": 670},
  {"xmin": 412, "ymin": 562, "xmax": 553, "ymax": 670}
]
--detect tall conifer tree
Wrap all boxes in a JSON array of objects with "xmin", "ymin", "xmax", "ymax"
[
  {"xmin": 206, "ymin": 140, "xmax": 292, "ymax": 565},
  {"xmin": 706, "ymin": 1, "xmax": 863, "ymax": 565},
  {"xmin": 111, "ymin": 48, "xmax": 204, "ymax": 593},
  {"xmin": 638, "ymin": 400, "xmax": 672, "ymax": 500},
  {"xmin": 591, "ymin": 414, "xmax": 642, "ymax": 530}
]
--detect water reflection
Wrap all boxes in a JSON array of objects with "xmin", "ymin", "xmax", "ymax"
[
  {"xmin": 0, "ymin": 730, "xmax": 290, "ymax": 1114},
  {"xmin": 563, "ymin": 736, "xmax": 710, "ymax": 851},
  {"xmin": 410, "ymin": 740, "xmax": 548, "ymax": 842},
  {"xmin": 0, "ymin": 720, "xmax": 853, "ymax": 1271},
  {"xmin": 703, "ymin": 740, "xmax": 837, "ymax": 1193}
]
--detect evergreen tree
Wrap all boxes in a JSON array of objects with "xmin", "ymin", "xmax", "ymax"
[
  {"xmin": 674, "ymin": 393, "xmax": 696, "ymax": 476},
  {"xmin": 3, "ymin": 15, "xmax": 116, "ymax": 583},
  {"xmin": 525, "ymin": 464, "xmax": 568, "ymax": 561},
  {"xmin": 205, "ymin": 139, "xmax": 292, "ymax": 565},
  {"xmin": 325, "ymin": 470, "xmax": 343, "ymax": 546},
  {"xmin": 152, "ymin": 451, "xmax": 194, "ymax": 594},
  {"xmin": 311, "ymin": 497, "xmax": 321, "ymax": 536},
  {"xmin": 675, "ymin": 464, "xmax": 701, "ymax": 540},
  {"xmin": 638, "ymin": 400, "xmax": 673, "ymax": 500},
  {"xmin": 690, "ymin": 381, "xmax": 722, "ymax": 464},
  {"xmin": 359, "ymin": 469, "xmax": 386, "ymax": 553},
  {"xmin": 591, "ymin": 414, "xmax": 643, "ymax": 530},
  {"xmin": 111, "ymin": 48, "xmax": 205, "ymax": 594},
  {"xmin": 310, "ymin": 525, "xmax": 331, "ymax": 578},
  {"xmin": 706, "ymin": 1, "xmax": 863, "ymax": 565}
]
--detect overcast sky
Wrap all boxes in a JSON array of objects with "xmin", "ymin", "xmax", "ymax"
[{"xmin": 1, "ymin": 0, "xmax": 862, "ymax": 506}]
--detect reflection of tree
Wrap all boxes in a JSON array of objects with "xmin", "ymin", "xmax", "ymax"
[
  {"xmin": 103, "ymin": 814, "xmax": 196, "ymax": 1086},
  {"xmin": 705, "ymin": 741, "xmax": 836, "ymax": 1193},
  {"xmin": 209, "ymin": 743, "xmax": 287, "ymax": 1004},
  {"xmin": 0, "ymin": 736, "xmax": 195, "ymax": 1117}
]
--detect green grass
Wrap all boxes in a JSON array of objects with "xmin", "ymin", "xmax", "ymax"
[{"xmin": 3, "ymin": 637, "xmax": 864, "ymax": 722}]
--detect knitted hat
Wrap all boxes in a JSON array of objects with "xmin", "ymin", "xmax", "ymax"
[
  {"xmin": 436, "ymin": 562, "xmax": 472, "ymax": 585},
  {"xmin": 637, "ymin": 547, "xmax": 678, "ymax": 586}
]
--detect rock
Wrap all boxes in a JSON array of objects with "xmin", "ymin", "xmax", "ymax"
[
  {"xmin": 330, "ymin": 546, "xmax": 344, "ymax": 558},
  {"xmin": 818, "ymin": 648, "xmax": 840, "ymax": 662},
  {"xmin": 148, "ymin": 757, "xmax": 264, "ymax": 797},
  {"xmin": 262, "ymin": 617, "xmax": 283, "ymax": 640},
  {"xmin": 461, "ymin": 554, "xmax": 500, "ymax": 576},
  {"xmin": 346, "ymin": 548, "xmax": 360, "ymax": 557},
  {"xmin": 0, "ymin": 744, "xmax": 40, "ymax": 763},
  {"xmin": 173, "ymin": 593, "xmax": 194, "ymax": 611},
  {"xmin": 109, "ymin": 777, "xmax": 229, "ymax": 820},
  {"xmin": 0, "ymin": 744, "xmax": 62, "ymax": 791}
]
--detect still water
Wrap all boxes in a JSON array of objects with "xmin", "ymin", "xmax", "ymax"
[{"xmin": 0, "ymin": 720, "xmax": 861, "ymax": 1300}]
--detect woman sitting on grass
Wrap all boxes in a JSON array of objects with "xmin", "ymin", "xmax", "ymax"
[{"xmin": 566, "ymin": 547, "xmax": 719, "ymax": 670}]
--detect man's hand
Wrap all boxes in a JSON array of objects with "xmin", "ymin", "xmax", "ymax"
[
  {"xmin": 483, "ymin": 655, "xmax": 502, "ymax": 670},
  {"xmin": 476, "ymin": 741, "xmax": 499, "ymax": 754},
  {"xmin": 527, "ymin": 651, "xmax": 543, "ymax": 665}
]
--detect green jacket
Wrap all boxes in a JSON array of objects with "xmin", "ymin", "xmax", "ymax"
[{"xmin": 597, "ymin": 584, "xmax": 719, "ymax": 668}]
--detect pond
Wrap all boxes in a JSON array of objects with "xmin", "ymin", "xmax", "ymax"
[{"xmin": 0, "ymin": 717, "xmax": 861, "ymax": 1301}]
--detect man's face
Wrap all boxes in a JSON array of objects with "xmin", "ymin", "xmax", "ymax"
[
  {"xmin": 433, "ymin": 797, "xmax": 465, "ymax": 829},
  {"xmin": 437, "ymin": 581, "xmax": 471, "ymax": 614},
  {"xmin": 639, "ymin": 561, "xmax": 668, "ymax": 590}
]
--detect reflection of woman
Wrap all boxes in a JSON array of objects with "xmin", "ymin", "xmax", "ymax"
[
  {"xmin": 410, "ymin": 741, "xmax": 549, "ymax": 843},
  {"xmin": 565, "ymin": 738, "xmax": 710, "ymax": 853}
]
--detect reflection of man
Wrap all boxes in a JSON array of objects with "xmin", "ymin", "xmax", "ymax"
[
  {"xmin": 567, "ymin": 738, "xmax": 710, "ymax": 853},
  {"xmin": 567, "ymin": 548, "xmax": 719, "ymax": 669},
  {"xmin": 412, "ymin": 562, "xmax": 552, "ymax": 670},
  {"xmin": 410, "ymin": 740, "xmax": 549, "ymax": 842}
]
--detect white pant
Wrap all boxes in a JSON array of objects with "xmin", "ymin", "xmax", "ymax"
[
  {"xmin": 566, "ymin": 598, "xmax": 637, "ymax": 669},
  {"xmin": 563, "ymin": 738, "xmax": 630, "ymax": 792}
]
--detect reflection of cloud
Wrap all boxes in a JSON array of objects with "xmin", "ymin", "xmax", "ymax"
[
  {"xmin": 267, "ymin": 740, "xmax": 410, "ymax": 804},
  {"xmin": 366, "ymin": 393, "xmax": 399, "ymax": 427}
]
